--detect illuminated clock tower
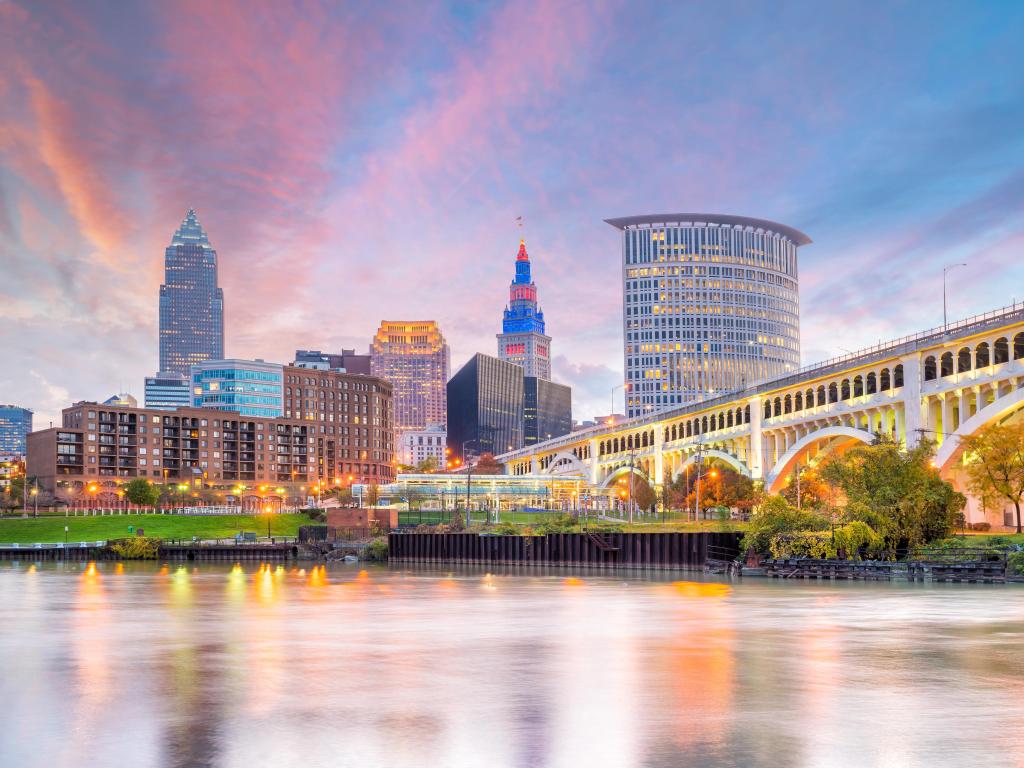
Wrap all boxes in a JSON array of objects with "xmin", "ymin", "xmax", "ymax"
[{"xmin": 497, "ymin": 239, "xmax": 551, "ymax": 379}]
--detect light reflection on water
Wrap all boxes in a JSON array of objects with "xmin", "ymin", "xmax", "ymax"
[{"xmin": 1, "ymin": 562, "xmax": 1023, "ymax": 768}]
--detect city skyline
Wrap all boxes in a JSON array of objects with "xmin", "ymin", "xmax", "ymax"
[{"xmin": 3, "ymin": 1, "xmax": 1024, "ymax": 429}]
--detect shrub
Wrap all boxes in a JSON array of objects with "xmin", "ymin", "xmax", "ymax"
[
  {"xmin": 536, "ymin": 514, "xmax": 577, "ymax": 534},
  {"xmin": 969, "ymin": 522, "xmax": 992, "ymax": 532},
  {"xmin": 769, "ymin": 531, "xmax": 835, "ymax": 560},
  {"xmin": 109, "ymin": 537, "xmax": 160, "ymax": 560},
  {"xmin": 741, "ymin": 496, "xmax": 829, "ymax": 555},
  {"xmin": 1007, "ymin": 551, "xmax": 1024, "ymax": 576},
  {"xmin": 833, "ymin": 520, "xmax": 886, "ymax": 560},
  {"xmin": 306, "ymin": 509, "xmax": 327, "ymax": 523},
  {"xmin": 364, "ymin": 537, "xmax": 388, "ymax": 561},
  {"xmin": 493, "ymin": 522, "xmax": 520, "ymax": 535},
  {"xmin": 587, "ymin": 522, "xmax": 624, "ymax": 534}
]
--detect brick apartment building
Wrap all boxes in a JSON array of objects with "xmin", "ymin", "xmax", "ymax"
[{"xmin": 28, "ymin": 367, "xmax": 394, "ymax": 499}]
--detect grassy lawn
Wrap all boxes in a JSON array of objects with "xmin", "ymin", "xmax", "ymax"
[
  {"xmin": 0, "ymin": 513, "xmax": 312, "ymax": 544},
  {"xmin": 958, "ymin": 531, "xmax": 1024, "ymax": 546}
]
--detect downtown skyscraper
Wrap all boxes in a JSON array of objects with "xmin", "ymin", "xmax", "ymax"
[
  {"xmin": 370, "ymin": 321, "xmax": 450, "ymax": 434},
  {"xmin": 607, "ymin": 214, "xmax": 807, "ymax": 417},
  {"xmin": 158, "ymin": 209, "xmax": 225, "ymax": 377},
  {"xmin": 497, "ymin": 239, "xmax": 551, "ymax": 379}
]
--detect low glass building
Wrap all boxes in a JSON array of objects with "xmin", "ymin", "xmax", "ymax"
[
  {"xmin": 190, "ymin": 359, "xmax": 284, "ymax": 417},
  {"xmin": 355, "ymin": 473, "xmax": 585, "ymax": 512},
  {"xmin": 0, "ymin": 405, "xmax": 32, "ymax": 459}
]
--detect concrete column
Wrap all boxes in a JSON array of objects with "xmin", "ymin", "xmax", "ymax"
[
  {"xmin": 894, "ymin": 404, "xmax": 905, "ymax": 446},
  {"xmin": 901, "ymin": 353, "xmax": 924, "ymax": 447},
  {"xmin": 652, "ymin": 426, "xmax": 664, "ymax": 485},
  {"xmin": 587, "ymin": 439, "xmax": 600, "ymax": 486},
  {"xmin": 942, "ymin": 395, "xmax": 956, "ymax": 442},
  {"xmin": 748, "ymin": 396, "xmax": 764, "ymax": 480}
]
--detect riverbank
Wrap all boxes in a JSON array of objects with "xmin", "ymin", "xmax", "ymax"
[{"xmin": 0, "ymin": 513, "xmax": 312, "ymax": 544}]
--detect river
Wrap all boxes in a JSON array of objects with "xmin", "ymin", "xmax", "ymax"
[{"xmin": 1, "ymin": 561, "xmax": 1022, "ymax": 768}]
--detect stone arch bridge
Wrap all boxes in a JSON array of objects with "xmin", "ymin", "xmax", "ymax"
[{"xmin": 499, "ymin": 303, "xmax": 1024, "ymax": 528}]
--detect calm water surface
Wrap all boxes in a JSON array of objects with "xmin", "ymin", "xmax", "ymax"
[{"xmin": 1, "ymin": 561, "xmax": 1023, "ymax": 768}]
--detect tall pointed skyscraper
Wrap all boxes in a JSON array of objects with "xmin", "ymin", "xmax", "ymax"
[
  {"xmin": 497, "ymin": 239, "xmax": 551, "ymax": 379},
  {"xmin": 158, "ymin": 209, "xmax": 225, "ymax": 377}
]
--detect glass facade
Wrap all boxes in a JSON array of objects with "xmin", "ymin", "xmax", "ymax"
[
  {"xmin": 523, "ymin": 377, "xmax": 572, "ymax": 446},
  {"xmin": 159, "ymin": 209, "xmax": 225, "ymax": 377},
  {"xmin": 190, "ymin": 360, "xmax": 284, "ymax": 418},
  {"xmin": 144, "ymin": 372, "xmax": 190, "ymax": 411},
  {"xmin": 447, "ymin": 354, "xmax": 524, "ymax": 459},
  {"xmin": 609, "ymin": 214, "xmax": 809, "ymax": 417},
  {"xmin": 0, "ymin": 405, "xmax": 32, "ymax": 458}
]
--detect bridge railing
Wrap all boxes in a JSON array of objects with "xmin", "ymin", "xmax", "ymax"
[{"xmin": 500, "ymin": 300, "xmax": 1024, "ymax": 462}]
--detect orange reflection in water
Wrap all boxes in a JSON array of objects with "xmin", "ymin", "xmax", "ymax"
[
  {"xmin": 651, "ymin": 581, "xmax": 737, "ymax": 751},
  {"xmin": 564, "ymin": 577, "xmax": 585, "ymax": 587},
  {"xmin": 670, "ymin": 580, "xmax": 732, "ymax": 599},
  {"xmin": 306, "ymin": 565, "xmax": 327, "ymax": 588},
  {"xmin": 69, "ymin": 560, "xmax": 113, "ymax": 749}
]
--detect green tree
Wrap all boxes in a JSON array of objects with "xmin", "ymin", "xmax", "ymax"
[
  {"xmin": 415, "ymin": 456, "xmax": 439, "ymax": 473},
  {"xmin": 959, "ymin": 422, "xmax": 1024, "ymax": 534},
  {"xmin": 123, "ymin": 478, "xmax": 160, "ymax": 507},
  {"xmin": 820, "ymin": 436, "xmax": 964, "ymax": 549},
  {"xmin": 740, "ymin": 495, "xmax": 829, "ymax": 554},
  {"xmin": 4, "ymin": 476, "xmax": 26, "ymax": 511}
]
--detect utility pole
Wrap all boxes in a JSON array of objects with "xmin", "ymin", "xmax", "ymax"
[
  {"xmin": 796, "ymin": 464, "xmax": 802, "ymax": 511},
  {"xmin": 462, "ymin": 439, "xmax": 475, "ymax": 529},
  {"xmin": 628, "ymin": 444, "xmax": 636, "ymax": 525},
  {"xmin": 943, "ymin": 263, "xmax": 967, "ymax": 330}
]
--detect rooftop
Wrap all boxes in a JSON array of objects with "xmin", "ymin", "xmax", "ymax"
[{"xmin": 604, "ymin": 213, "xmax": 812, "ymax": 246}]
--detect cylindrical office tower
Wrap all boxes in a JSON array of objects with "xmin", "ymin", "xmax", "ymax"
[{"xmin": 606, "ymin": 214, "xmax": 810, "ymax": 417}]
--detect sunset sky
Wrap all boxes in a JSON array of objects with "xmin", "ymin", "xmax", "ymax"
[{"xmin": 3, "ymin": 0, "xmax": 1024, "ymax": 427}]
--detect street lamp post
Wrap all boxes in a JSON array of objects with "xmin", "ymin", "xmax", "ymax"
[
  {"xmin": 943, "ymin": 263, "xmax": 967, "ymax": 330},
  {"xmin": 462, "ymin": 439, "xmax": 476, "ymax": 529}
]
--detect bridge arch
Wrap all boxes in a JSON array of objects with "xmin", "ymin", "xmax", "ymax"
[
  {"xmin": 765, "ymin": 426, "xmax": 876, "ymax": 493},
  {"xmin": 599, "ymin": 464, "xmax": 652, "ymax": 490},
  {"xmin": 542, "ymin": 451, "xmax": 586, "ymax": 476},
  {"xmin": 671, "ymin": 449, "xmax": 751, "ymax": 480},
  {"xmin": 934, "ymin": 386, "xmax": 1024, "ymax": 474}
]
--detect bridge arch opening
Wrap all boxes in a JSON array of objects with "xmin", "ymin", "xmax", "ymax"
[
  {"xmin": 765, "ymin": 426, "xmax": 876, "ymax": 494},
  {"xmin": 934, "ymin": 387, "xmax": 1024, "ymax": 474}
]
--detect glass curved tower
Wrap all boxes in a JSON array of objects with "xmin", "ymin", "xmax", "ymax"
[{"xmin": 606, "ymin": 213, "xmax": 810, "ymax": 417}]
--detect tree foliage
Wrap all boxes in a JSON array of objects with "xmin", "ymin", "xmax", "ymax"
[
  {"xmin": 666, "ymin": 464, "xmax": 760, "ymax": 511},
  {"xmin": 780, "ymin": 467, "xmax": 831, "ymax": 510},
  {"xmin": 819, "ymin": 437, "xmax": 964, "ymax": 550},
  {"xmin": 473, "ymin": 453, "xmax": 504, "ymax": 475},
  {"xmin": 959, "ymin": 421, "xmax": 1024, "ymax": 534},
  {"xmin": 415, "ymin": 455, "xmax": 440, "ymax": 473},
  {"xmin": 631, "ymin": 477, "xmax": 657, "ymax": 511},
  {"xmin": 740, "ymin": 495, "xmax": 829, "ymax": 555},
  {"xmin": 123, "ymin": 478, "xmax": 160, "ymax": 507}
]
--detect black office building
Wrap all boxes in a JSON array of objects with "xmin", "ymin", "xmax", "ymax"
[
  {"xmin": 447, "ymin": 354, "xmax": 524, "ymax": 459},
  {"xmin": 524, "ymin": 376, "xmax": 572, "ymax": 446}
]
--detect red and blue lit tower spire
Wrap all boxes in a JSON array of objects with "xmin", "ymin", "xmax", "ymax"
[{"xmin": 498, "ymin": 238, "xmax": 551, "ymax": 379}]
